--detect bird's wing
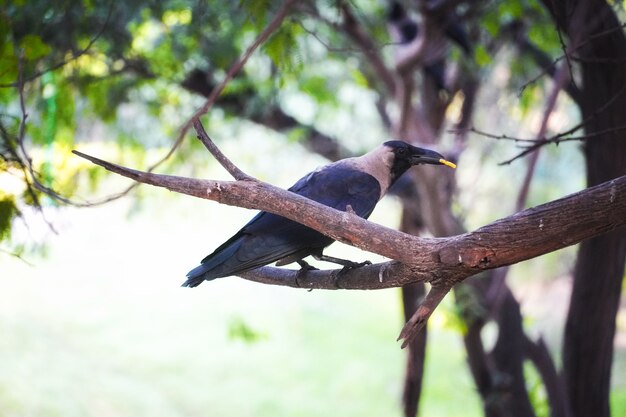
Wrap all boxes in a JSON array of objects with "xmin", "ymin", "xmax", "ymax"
[
  {"xmin": 185, "ymin": 212, "xmax": 329, "ymax": 285},
  {"xmin": 288, "ymin": 164, "xmax": 381, "ymax": 218},
  {"xmin": 184, "ymin": 165, "xmax": 381, "ymax": 285},
  {"xmin": 233, "ymin": 166, "xmax": 381, "ymax": 264}
]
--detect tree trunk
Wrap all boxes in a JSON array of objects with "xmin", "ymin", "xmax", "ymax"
[
  {"xmin": 541, "ymin": 1, "xmax": 626, "ymax": 416},
  {"xmin": 397, "ymin": 189, "xmax": 429, "ymax": 417},
  {"xmin": 402, "ymin": 282, "xmax": 428, "ymax": 417}
]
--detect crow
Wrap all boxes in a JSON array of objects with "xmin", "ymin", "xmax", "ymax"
[{"xmin": 183, "ymin": 140, "xmax": 455, "ymax": 287}]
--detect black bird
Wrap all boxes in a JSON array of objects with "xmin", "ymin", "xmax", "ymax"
[{"xmin": 183, "ymin": 141, "xmax": 456, "ymax": 287}]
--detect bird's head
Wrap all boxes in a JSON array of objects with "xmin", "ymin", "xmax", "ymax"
[{"xmin": 383, "ymin": 140, "xmax": 456, "ymax": 179}]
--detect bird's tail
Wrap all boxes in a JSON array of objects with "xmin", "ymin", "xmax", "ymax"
[
  {"xmin": 181, "ymin": 235, "xmax": 244, "ymax": 287},
  {"xmin": 182, "ymin": 264, "xmax": 214, "ymax": 287}
]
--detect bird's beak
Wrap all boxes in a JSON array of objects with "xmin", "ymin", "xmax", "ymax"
[{"xmin": 409, "ymin": 147, "xmax": 457, "ymax": 169}]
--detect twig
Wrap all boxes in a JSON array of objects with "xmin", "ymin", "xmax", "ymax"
[
  {"xmin": 297, "ymin": 20, "xmax": 398, "ymax": 53},
  {"xmin": 505, "ymin": 20, "xmax": 580, "ymax": 103},
  {"xmin": 13, "ymin": 48, "xmax": 125, "ymax": 208},
  {"xmin": 517, "ymin": 21, "xmax": 626, "ymax": 94},
  {"xmin": 188, "ymin": 0, "xmax": 296, "ymax": 123},
  {"xmin": 397, "ymin": 284, "xmax": 450, "ymax": 348},
  {"xmin": 15, "ymin": 52, "xmax": 58, "ymax": 233},
  {"xmin": 515, "ymin": 62, "xmax": 569, "ymax": 210},
  {"xmin": 465, "ymin": 83, "xmax": 626, "ymax": 165},
  {"xmin": 0, "ymin": 247, "xmax": 35, "ymax": 266},
  {"xmin": 555, "ymin": 27, "xmax": 578, "ymax": 92},
  {"xmin": 462, "ymin": 127, "xmax": 536, "ymax": 142},
  {"xmin": 192, "ymin": 119, "xmax": 253, "ymax": 181},
  {"xmin": 549, "ymin": 83, "xmax": 626, "ymax": 140},
  {"xmin": 466, "ymin": 123, "xmax": 626, "ymax": 146}
]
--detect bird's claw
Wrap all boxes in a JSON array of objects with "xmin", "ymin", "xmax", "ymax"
[
  {"xmin": 342, "ymin": 260, "xmax": 372, "ymax": 270},
  {"xmin": 333, "ymin": 260, "xmax": 372, "ymax": 288},
  {"xmin": 295, "ymin": 260, "xmax": 319, "ymax": 289},
  {"xmin": 296, "ymin": 259, "xmax": 319, "ymax": 272}
]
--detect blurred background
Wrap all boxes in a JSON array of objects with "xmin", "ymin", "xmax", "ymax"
[{"xmin": 1, "ymin": 1, "xmax": 625, "ymax": 416}]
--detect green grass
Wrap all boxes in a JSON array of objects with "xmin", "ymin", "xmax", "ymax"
[{"xmin": 0, "ymin": 193, "xmax": 484, "ymax": 417}]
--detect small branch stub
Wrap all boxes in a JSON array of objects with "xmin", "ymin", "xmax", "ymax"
[{"xmin": 193, "ymin": 119, "xmax": 253, "ymax": 181}]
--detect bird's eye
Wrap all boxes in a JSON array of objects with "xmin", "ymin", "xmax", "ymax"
[{"xmin": 397, "ymin": 148, "xmax": 407, "ymax": 155}]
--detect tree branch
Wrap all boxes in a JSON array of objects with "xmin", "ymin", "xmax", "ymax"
[
  {"xmin": 192, "ymin": 119, "xmax": 252, "ymax": 181},
  {"xmin": 71, "ymin": 122, "xmax": 626, "ymax": 346},
  {"xmin": 188, "ymin": 0, "xmax": 296, "ymax": 124},
  {"xmin": 182, "ymin": 70, "xmax": 349, "ymax": 162},
  {"xmin": 340, "ymin": 4, "xmax": 397, "ymax": 93},
  {"xmin": 516, "ymin": 61, "xmax": 569, "ymax": 211},
  {"xmin": 397, "ymin": 283, "xmax": 449, "ymax": 348},
  {"xmin": 71, "ymin": 146, "xmax": 626, "ymax": 286},
  {"xmin": 524, "ymin": 335, "xmax": 572, "ymax": 417},
  {"xmin": 96, "ymin": 0, "xmax": 295, "ymax": 204}
]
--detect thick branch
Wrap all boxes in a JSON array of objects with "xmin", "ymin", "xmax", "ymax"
[
  {"xmin": 239, "ymin": 261, "xmax": 418, "ymax": 290},
  {"xmin": 71, "ymin": 150, "xmax": 440, "ymax": 266},
  {"xmin": 71, "ymin": 150, "xmax": 626, "ymax": 290},
  {"xmin": 181, "ymin": 71, "xmax": 348, "ymax": 161}
]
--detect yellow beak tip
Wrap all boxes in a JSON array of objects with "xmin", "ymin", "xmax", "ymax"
[{"xmin": 439, "ymin": 159, "xmax": 457, "ymax": 169}]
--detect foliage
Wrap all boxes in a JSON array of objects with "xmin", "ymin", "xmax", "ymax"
[
  {"xmin": 0, "ymin": 0, "xmax": 565, "ymax": 251},
  {"xmin": 0, "ymin": 190, "xmax": 17, "ymax": 242},
  {"xmin": 227, "ymin": 315, "xmax": 268, "ymax": 344}
]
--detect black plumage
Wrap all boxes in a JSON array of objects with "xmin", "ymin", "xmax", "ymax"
[{"xmin": 183, "ymin": 141, "xmax": 455, "ymax": 287}]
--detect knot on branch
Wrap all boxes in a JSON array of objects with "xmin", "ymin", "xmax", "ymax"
[
  {"xmin": 438, "ymin": 244, "xmax": 495, "ymax": 269},
  {"xmin": 206, "ymin": 181, "xmax": 224, "ymax": 196}
]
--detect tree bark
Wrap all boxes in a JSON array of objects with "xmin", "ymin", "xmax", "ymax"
[
  {"xmin": 401, "ymin": 282, "xmax": 427, "ymax": 417},
  {"xmin": 540, "ymin": 1, "xmax": 626, "ymax": 416},
  {"xmin": 72, "ymin": 144, "xmax": 626, "ymax": 294},
  {"xmin": 398, "ymin": 192, "xmax": 429, "ymax": 417}
]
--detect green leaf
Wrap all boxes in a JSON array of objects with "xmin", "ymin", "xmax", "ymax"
[
  {"xmin": 300, "ymin": 75, "xmax": 336, "ymax": 105},
  {"xmin": 227, "ymin": 316, "xmax": 267, "ymax": 344},
  {"xmin": 528, "ymin": 24, "xmax": 560, "ymax": 53},
  {"xmin": 263, "ymin": 21, "xmax": 303, "ymax": 74},
  {"xmin": 474, "ymin": 45, "xmax": 492, "ymax": 67},
  {"xmin": 0, "ymin": 193, "xmax": 18, "ymax": 242},
  {"xmin": 498, "ymin": 2, "xmax": 523, "ymax": 20},
  {"xmin": 481, "ymin": 9, "xmax": 500, "ymax": 37},
  {"xmin": 350, "ymin": 68, "xmax": 369, "ymax": 88},
  {"xmin": 19, "ymin": 34, "xmax": 51, "ymax": 60}
]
